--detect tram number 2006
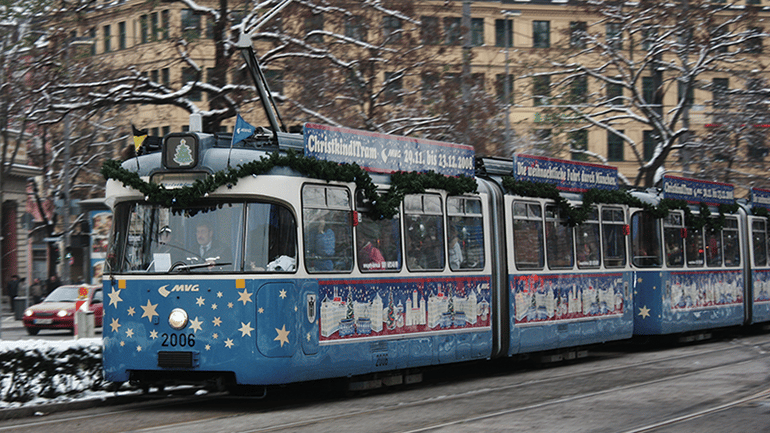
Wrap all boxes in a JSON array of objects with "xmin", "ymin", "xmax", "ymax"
[{"xmin": 161, "ymin": 333, "xmax": 195, "ymax": 347}]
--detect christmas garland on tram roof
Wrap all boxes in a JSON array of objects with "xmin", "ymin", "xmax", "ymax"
[
  {"xmin": 501, "ymin": 176, "xmax": 739, "ymax": 231},
  {"xmin": 101, "ymin": 150, "xmax": 477, "ymax": 220}
]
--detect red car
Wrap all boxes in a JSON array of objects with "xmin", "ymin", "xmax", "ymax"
[{"xmin": 22, "ymin": 285, "xmax": 103, "ymax": 335}]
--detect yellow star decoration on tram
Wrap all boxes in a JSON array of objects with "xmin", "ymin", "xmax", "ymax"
[
  {"xmin": 258, "ymin": 307, "xmax": 264, "ymax": 314},
  {"xmin": 150, "ymin": 330, "xmax": 158, "ymax": 339},
  {"xmin": 110, "ymin": 318, "xmax": 121, "ymax": 333},
  {"xmin": 212, "ymin": 317, "xmax": 222, "ymax": 326},
  {"xmin": 638, "ymin": 305, "xmax": 651, "ymax": 319},
  {"xmin": 216, "ymin": 291, "xmax": 223, "ymax": 298},
  {"xmin": 189, "ymin": 317, "xmax": 203, "ymax": 333},
  {"xmin": 211, "ymin": 303, "xmax": 218, "ymax": 310},
  {"xmin": 108, "ymin": 288, "xmax": 122, "ymax": 308},
  {"xmin": 127, "ymin": 306, "xmax": 135, "ymax": 316},
  {"xmin": 279, "ymin": 289, "xmax": 287, "ymax": 299},
  {"xmin": 237, "ymin": 289, "xmax": 253, "ymax": 305},
  {"xmin": 238, "ymin": 322, "xmax": 254, "ymax": 337},
  {"xmin": 224, "ymin": 338, "xmax": 234, "ymax": 348},
  {"xmin": 126, "ymin": 328, "xmax": 134, "ymax": 338},
  {"xmin": 274, "ymin": 325, "xmax": 290, "ymax": 347},
  {"xmin": 140, "ymin": 300, "xmax": 159, "ymax": 322},
  {"xmin": 205, "ymin": 344, "xmax": 211, "ymax": 351},
  {"xmin": 120, "ymin": 341, "xmax": 125, "ymax": 347},
  {"xmin": 196, "ymin": 296, "xmax": 205, "ymax": 307},
  {"xmin": 136, "ymin": 345, "xmax": 142, "ymax": 352}
]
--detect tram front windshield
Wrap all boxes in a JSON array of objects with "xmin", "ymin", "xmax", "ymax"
[{"xmin": 108, "ymin": 201, "xmax": 297, "ymax": 274}]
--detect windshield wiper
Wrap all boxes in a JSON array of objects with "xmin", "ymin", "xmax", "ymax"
[{"xmin": 169, "ymin": 261, "xmax": 232, "ymax": 273}]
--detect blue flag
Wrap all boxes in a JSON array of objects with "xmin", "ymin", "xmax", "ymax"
[{"xmin": 231, "ymin": 114, "xmax": 256, "ymax": 146}]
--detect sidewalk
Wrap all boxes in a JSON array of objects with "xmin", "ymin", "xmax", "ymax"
[{"xmin": 0, "ymin": 300, "xmax": 25, "ymax": 332}]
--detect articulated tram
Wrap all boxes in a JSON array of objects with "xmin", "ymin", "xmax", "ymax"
[{"xmin": 100, "ymin": 36, "xmax": 770, "ymax": 391}]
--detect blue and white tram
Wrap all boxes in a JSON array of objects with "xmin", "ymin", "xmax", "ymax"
[
  {"xmin": 478, "ymin": 155, "xmax": 634, "ymax": 355},
  {"xmin": 103, "ymin": 124, "xmax": 499, "ymax": 388},
  {"xmin": 748, "ymin": 188, "xmax": 770, "ymax": 324},
  {"xmin": 629, "ymin": 176, "xmax": 748, "ymax": 335}
]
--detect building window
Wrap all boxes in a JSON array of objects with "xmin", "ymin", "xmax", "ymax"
[
  {"xmin": 678, "ymin": 80, "xmax": 694, "ymax": 108},
  {"xmin": 305, "ymin": 13, "xmax": 324, "ymax": 43},
  {"xmin": 712, "ymin": 78, "xmax": 730, "ymax": 110},
  {"xmin": 533, "ymin": 21, "xmax": 550, "ymax": 48},
  {"xmin": 570, "ymin": 21, "xmax": 586, "ymax": 49},
  {"xmin": 103, "ymin": 25, "xmax": 111, "ymax": 53},
  {"xmin": 607, "ymin": 82, "xmax": 623, "ymax": 105},
  {"xmin": 533, "ymin": 75, "xmax": 550, "ymax": 106},
  {"xmin": 182, "ymin": 67, "xmax": 201, "ymax": 101},
  {"xmin": 161, "ymin": 68, "xmax": 170, "ymax": 87},
  {"xmin": 264, "ymin": 70, "xmax": 283, "ymax": 95},
  {"xmin": 88, "ymin": 28, "xmax": 96, "ymax": 55},
  {"xmin": 384, "ymin": 72, "xmax": 403, "ymax": 103},
  {"xmin": 570, "ymin": 75, "xmax": 587, "ymax": 104},
  {"xmin": 422, "ymin": 73, "xmax": 440, "ymax": 104},
  {"xmin": 150, "ymin": 12, "xmax": 158, "ymax": 42},
  {"xmin": 345, "ymin": 15, "xmax": 367, "ymax": 41},
  {"xmin": 495, "ymin": 74, "xmax": 514, "ymax": 104},
  {"xmin": 444, "ymin": 17, "xmax": 461, "ymax": 45},
  {"xmin": 181, "ymin": 9, "xmax": 201, "ymax": 40},
  {"xmin": 606, "ymin": 23, "xmax": 622, "ymax": 50},
  {"xmin": 471, "ymin": 17, "xmax": 484, "ymax": 46},
  {"xmin": 746, "ymin": 130, "xmax": 768, "ymax": 161},
  {"xmin": 495, "ymin": 19, "xmax": 512, "ymax": 47},
  {"xmin": 140, "ymin": 14, "xmax": 148, "ymax": 44},
  {"xmin": 118, "ymin": 22, "xmax": 126, "ymax": 50},
  {"xmin": 607, "ymin": 130, "xmax": 624, "ymax": 161},
  {"xmin": 150, "ymin": 69, "xmax": 158, "ymax": 83},
  {"xmin": 160, "ymin": 10, "xmax": 169, "ymax": 40},
  {"xmin": 420, "ymin": 16, "xmax": 440, "ymax": 45},
  {"xmin": 642, "ymin": 25, "xmax": 657, "ymax": 51},
  {"xmin": 206, "ymin": 16, "xmax": 215, "ymax": 39},
  {"xmin": 643, "ymin": 130, "xmax": 659, "ymax": 161},
  {"xmin": 745, "ymin": 27, "xmax": 763, "ymax": 54},
  {"xmin": 569, "ymin": 130, "xmax": 588, "ymax": 161},
  {"xmin": 383, "ymin": 16, "xmax": 402, "ymax": 44}
]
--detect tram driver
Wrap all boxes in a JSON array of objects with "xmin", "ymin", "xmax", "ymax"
[{"xmin": 195, "ymin": 220, "xmax": 232, "ymax": 267}]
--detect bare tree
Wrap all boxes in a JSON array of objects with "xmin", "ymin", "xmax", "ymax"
[{"xmin": 528, "ymin": 0, "xmax": 768, "ymax": 187}]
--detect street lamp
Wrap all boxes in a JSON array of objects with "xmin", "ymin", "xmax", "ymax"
[
  {"xmin": 502, "ymin": 10, "xmax": 521, "ymax": 154},
  {"xmin": 61, "ymin": 36, "xmax": 94, "ymax": 285}
]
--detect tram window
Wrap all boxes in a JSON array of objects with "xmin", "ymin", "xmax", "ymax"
[
  {"xmin": 405, "ymin": 194, "xmax": 445, "ymax": 271},
  {"xmin": 244, "ymin": 203, "xmax": 297, "ymax": 272},
  {"xmin": 705, "ymin": 226, "xmax": 723, "ymax": 267},
  {"xmin": 685, "ymin": 226, "xmax": 704, "ymax": 267},
  {"xmin": 513, "ymin": 201, "xmax": 544, "ymax": 270},
  {"xmin": 356, "ymin": 212, "xmax": 402, "ymax": 272},
  {"xmin": 302, "ymin": 185, "xmax": 353, "ymax": 273},
  {"xmin": 577, "ymin": 208, "xmax": 601, "ymax": 269},
  {"xmin": 546, "ymin": 205, "xmax": 574, "ymax": 269},
  {"xmin": 601, "ymin": 207, "xmax": 626, "ymax": 268},
  {"xmin": 723, "ymin": 217, "xmax": 740, "ymax": 267},
  {"xmin": 663, "ymin": 213, "xmax": 684, "ymax": 267},
  {"xmin": 446, "ymin": 197, "xmax": 485, "ymax": 271},
  {"xmin": 753, "ymin": 220, "xmax": 768, "ymax": 266},
  {"xmin": 631, "ymin": 211, "xmax": 661, "ymax": 268},
  {"xmin": 113, "ymin": 202, "xmax": 243, "ymax": 273}
]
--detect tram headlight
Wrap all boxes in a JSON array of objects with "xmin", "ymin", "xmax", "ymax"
[{"xmin": 168, "ymin": 308, "xmax": 189, "ymax": 330}]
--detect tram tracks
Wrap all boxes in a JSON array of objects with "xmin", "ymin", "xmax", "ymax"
[{"xmin": 2, "ymin": 334, "xmax": 769, "ymax": 432}]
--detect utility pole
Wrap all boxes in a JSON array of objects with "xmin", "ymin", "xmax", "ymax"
[{"xmin": 502, "ymin": 10, "xmax": 521, "ymax": 154}]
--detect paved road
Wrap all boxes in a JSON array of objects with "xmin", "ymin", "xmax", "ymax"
[
  {"xmin": 0, "ymin": 313, "xmax": 102, "ymax": 341},
  {"xmin": 0, "ymin": 331, "xmax": 768, "ymax": 433}
]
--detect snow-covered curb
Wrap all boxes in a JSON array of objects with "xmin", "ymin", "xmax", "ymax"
[{"xmin": 0, "ymin": 338, "xmax": 117, "ymax": 409}]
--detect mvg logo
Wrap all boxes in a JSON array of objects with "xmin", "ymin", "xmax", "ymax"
[{"xmin": 158, "ymin": 284, "xmax": 200, "ymax": 297}]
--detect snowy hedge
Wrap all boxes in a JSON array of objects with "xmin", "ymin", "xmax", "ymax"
[{"xmin": 0, "ymin": 339, "xmax": 108, "ymax": 407}]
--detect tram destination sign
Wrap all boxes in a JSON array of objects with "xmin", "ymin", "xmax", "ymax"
[
  {"xmin": 303, "ymin": 123, "xmax": 475, "ymax": 177},
  {"xmin": 513, "ymin": 154, "xmax": 618, "ymax": 191},
  {"xmin": 751, "ymin": 187, "xmax": 770, "ymax": 210},
  {"xmin": 662, "ymin": 175, "xmax": 734, "ymax": 205}
]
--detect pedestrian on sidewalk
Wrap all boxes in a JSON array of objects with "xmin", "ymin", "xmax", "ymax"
[
  {"xmin": 46, "ymin": 274, "xmax": 61, "ymax": 296},
  {"xmin": 30, "ymin": 277, "xmax": 44, "ymax": 304},
  {"xmin": 6, "ymin": 275, "xmax": 19, "ymax": 313}
]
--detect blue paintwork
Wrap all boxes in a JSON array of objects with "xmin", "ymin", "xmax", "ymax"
[
  {"xmin": 751, "ymin": 269, "xmax": 770, "ymax": 324},
  {"xmin": 633, "ymin": 269, "xmax": 744, "ymax": 335},
  {"xmin": 506, "ymin": 271, "xmax": 634, "ymax": 355},
  {"xmin": 103, "ymin": 275, "xmax": 493, "ymax": 386}
]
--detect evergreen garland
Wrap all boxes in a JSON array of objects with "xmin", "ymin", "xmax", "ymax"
[
  {"xmin": 501, "ymin": 176, "xmax": 738, "ymax": 231},
  {"xmin": 101, "ymin": 150, "xmax": 477, "ymax": 219}
]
